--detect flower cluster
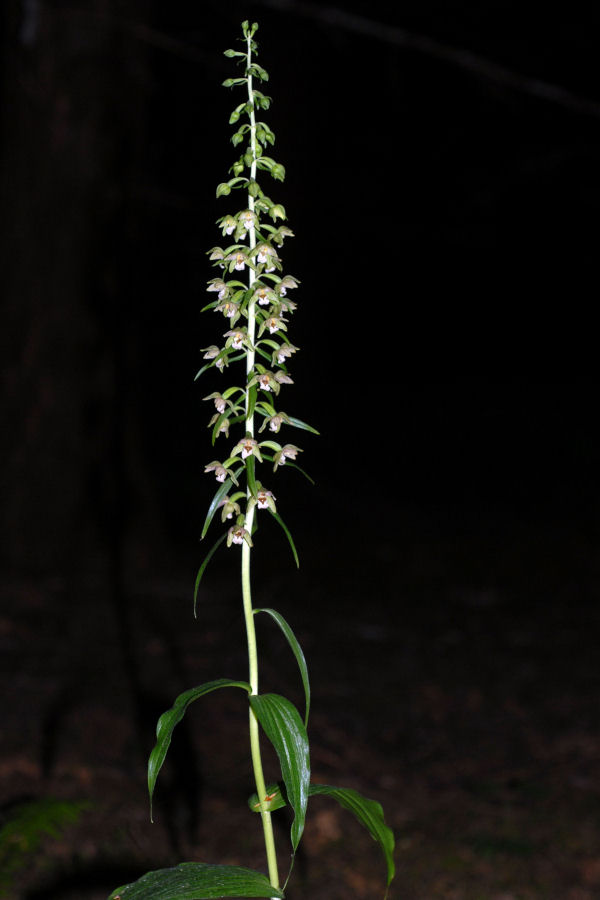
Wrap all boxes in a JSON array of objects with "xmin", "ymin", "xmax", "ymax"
[{"xmin": 197, "ymin": 21, "xmax": 315, "ymax": 552}]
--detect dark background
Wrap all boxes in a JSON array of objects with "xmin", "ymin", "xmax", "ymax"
[
  {"xmin": 2, "ymin": 2, "xmax": 600, "ymax": 897},
  {"xmin": 2, "ymin": 0, "xmax": 600, "ymax": 580}
]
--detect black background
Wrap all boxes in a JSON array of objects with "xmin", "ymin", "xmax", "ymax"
[{"xmin": 2, "ymin": 0, "xmax": 599, "ymax": 582}]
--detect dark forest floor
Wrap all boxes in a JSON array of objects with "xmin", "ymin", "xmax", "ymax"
[{"xmin": 2, "ymin": 507, "xmax": 600, "ymax": 899}]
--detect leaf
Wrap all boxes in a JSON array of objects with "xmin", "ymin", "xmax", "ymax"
[
  {"xmin": 201, "ymin": 481, "xmax": 231, "ymax": 538},
  {"xmin": 108, "ymin": 862, "xmax": 283, "ymax": 899},
  {"xmin": 246, "ymin": 383, "xmax": 257, "ymax": 420},
  {"xmin": 257, "ymin": 439, "xmax": 282, "ymax": 453},
  {"xmin": 210, "ymin": 412, "xmax": 231, "ymax": 446},
  {"xmin": 249, "ymin": 693, "xmax": 310, "ymax": 852},
  {"xmin": 246, "ymin": 454, "xmax": 258, "ymax": 497},
  {"xmin": 308, "ymin": 784, "xmax": 395, "ymax": 887},
  {"xmin": 269, "ymin": 510, "xmax": 299, "ymax": 568},
  {"xmin": 148, "ymin": 680, "xmax": 250, "ymax": 819},
  {"xmin": 286, "ymin": 416, "xmax": 320, "ymax": 435},
  {"xmin": 200, "ymin": 465, "xmax": 244, "ymax": 540},
  {"xmin": 254, "ymin": 608, "xmax": 310, "ymax": 726},
  {"xmin": 194, "ymin": 533, "xmax": 227, "ymax": 615},
  {"xmin": 259, "ymin": 452, "xmax": 315, "ymax": 486}
]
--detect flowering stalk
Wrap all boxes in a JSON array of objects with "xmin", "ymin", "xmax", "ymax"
[
  {"xmin": 207, "ymin": 21, "xmax": 310, "ymax": 892},
  {"xmin": 107, "ymin": 21, "xmax": 395, "ymax": 900}
]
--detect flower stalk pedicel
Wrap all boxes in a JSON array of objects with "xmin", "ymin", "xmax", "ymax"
[{"xmin": 107, "ymin": 21, "xmax": 394, "ymax": 900}]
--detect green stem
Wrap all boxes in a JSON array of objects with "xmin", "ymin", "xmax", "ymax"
[
  {"xmin": 241, "ymin": 528, "xmax": 279, "ymax": 891},
  {"xmin": 242, "ymin": 28, "xmax": 280, "ymax": 896}
]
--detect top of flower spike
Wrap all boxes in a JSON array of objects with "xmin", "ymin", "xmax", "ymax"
[{"xmin": 197, "ymin": 18, "xmax": 318, "ymax": 570}]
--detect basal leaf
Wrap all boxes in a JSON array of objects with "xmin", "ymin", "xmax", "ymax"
[
  {"xmin": 308, "ymin": 784, "xmax": 395, "ymax": 887},
  {"xmin": 254, "ymin": 608, "xmax": 310, "ymax": 726},
  {"xmin": 249, "ymin": 693, "xmax": 310, "ymax": 852},
  {"xmin": 149, "ymin": 680, "xmax": 250, "ymax": 820},
  {"xmin": 107, "ymin": 862, "xmax": 283, "ymax": 899}
]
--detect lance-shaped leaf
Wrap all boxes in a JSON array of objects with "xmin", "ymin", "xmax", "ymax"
[
  {"xmin": 249, "ymin": 693, "xmax": 310, "ymax": 852},
  {"xmin": 254, "ymin": 608, "xmax": 310, "ymax": 726},
  {"xmin": 194, "ymin": 532, "xmax": 227, "ymax": 616},
  {"xmin": 308, "ymin": 784, "xmax": 395, "ymax": 888},
  {"xmin": 107, "ymin": 862, "xmax": 283, "ymax": 899},
  {"xmin": 149, "ymin": 680, "xmax": 250, "ymax": 819},
  {"xmin": 201, "ymin": 480, "xmax": 233, "ymax": 539},
  {"xmin": 269, "ymin": 511, "xmax": 299, "ymax": 568},
  {"xmin": 286, "ymin": 415, "xmax": 319, "ymax": 435}
]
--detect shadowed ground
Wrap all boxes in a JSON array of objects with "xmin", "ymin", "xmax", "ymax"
[{"xmin": 2, "ymin": 506, "xmax": 599, "ymax": 899}]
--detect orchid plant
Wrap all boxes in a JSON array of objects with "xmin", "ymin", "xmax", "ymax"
[{"xmin": 108, "ymin": 21, "xmax": 394, "ymax": 900}]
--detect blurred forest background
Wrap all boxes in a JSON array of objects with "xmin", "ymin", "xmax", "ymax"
[{"xmin": 2, "ymin": 2, "xmax": 600, "ymax": 897}]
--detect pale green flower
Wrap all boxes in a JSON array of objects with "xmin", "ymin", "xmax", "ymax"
[
  {"xmin": 227, "ymin": 524, "xmax": 253, "ymax": 547},
  {"xmin": 273, "ymin": 443, "xmax": 301, "ymax": 470},
  {"xmin": 239, "ymin": 209, "xmax": 257, "ymax": 230},
  {"xmin": 219, "ymin": 496, "xmax": 241, "ymax": 521},
  {"xmin": 256, "ymin": 489, "xmax": 276, "ymax": 512},
  {"xmin": 204, "ymin": 461, "xmax": 231, "ymax": 482}
]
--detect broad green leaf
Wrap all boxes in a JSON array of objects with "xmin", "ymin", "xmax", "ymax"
[
  {"xmin": 149, "ymin": 680, "xmax": 250, "ymax": 819},
  {"xmin": 308, "ymin": 784, "xmax": 395, "ymax": 887},
  {"xmin": 107, "ymin": 862, "xmax": 283, "ymax": 899},
  {"xmin": 247, "ymin": 782, "xmax": 287, "ymax": 813},
  {"xmin": 194, "ymin": 533, "xmax": 227, "ymax": 615},
  {"xmin": 249, "ymin": 693, "xmax": 310, "ymax": 852},
  {"xmin": 269, "ymin": 511, "xmax": 299, "ymax": 567},
  {"xmin": 254, "ymin": 608, "xmax": 310, "ymax": 726}
]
